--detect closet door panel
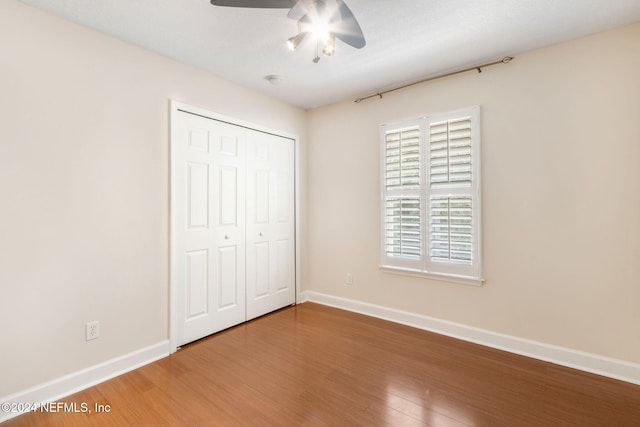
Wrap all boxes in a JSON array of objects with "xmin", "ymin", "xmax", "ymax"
[
  {"xmin": 246, "ymin": 131, "xmax": 295, "ymax": 320},
  {"xmin": 210, "ymin": 121, "xmax": 246, "ymax": 331},
  {"xmin": 174, "ymin": 112, "xmax": 246, "ymax": 346}
]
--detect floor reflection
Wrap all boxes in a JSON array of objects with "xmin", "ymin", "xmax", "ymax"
[{"xmin": 385, "ymin": 380, "xmax": 476, "ymax": 426}]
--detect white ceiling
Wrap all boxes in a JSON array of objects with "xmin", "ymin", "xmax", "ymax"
[{"xmin": 19, "ymin": 0, "xmax": 640, "ymax": 109}]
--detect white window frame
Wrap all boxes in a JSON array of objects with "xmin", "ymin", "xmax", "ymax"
[{"xmin": 380, "ymin": 106, "xmax": 484, "ymax": 286}]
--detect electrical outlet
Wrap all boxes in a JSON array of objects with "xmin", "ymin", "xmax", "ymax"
[
  {"xmin": 346, "ymin": 273, "xmax": 353, "ymax": 285},
  {"xmin": 86, "ymin": 321, "xmax": 100, "ymax": 341}
]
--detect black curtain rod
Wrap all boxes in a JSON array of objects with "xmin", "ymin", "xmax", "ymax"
[{"xmin": 354, "ymin": 56, "xmax": 514, "ymax": 103}]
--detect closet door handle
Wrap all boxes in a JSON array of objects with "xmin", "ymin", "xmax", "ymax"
[
  {"xmin": 224, "ymin": 235, "xmax": 230, "ymax": 240},
  {"xmin": 259, "ymin": 232, "xmax": 263, "ymax": 237}
]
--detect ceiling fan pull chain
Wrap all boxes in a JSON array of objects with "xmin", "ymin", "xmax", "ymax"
[{"xmin": 313, "ymin": 40, "xmax": 320, "ymax": 63}]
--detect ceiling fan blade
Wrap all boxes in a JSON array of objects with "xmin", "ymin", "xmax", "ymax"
[
  {"xmin": 332, "ymin": 0, "xmax": 366, "ymax": 49},
  {"xmin": 287, "ymin": 0, "xmax": 312, "ymax": 19},
  {"xmin": 210, "ymin": 0, "xmax": 296, "ymax": 8}
]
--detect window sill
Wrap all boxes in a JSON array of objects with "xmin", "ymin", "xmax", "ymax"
[{"xmin": 380, "ymin": 265, "xmax": 485, "ymax": 287}]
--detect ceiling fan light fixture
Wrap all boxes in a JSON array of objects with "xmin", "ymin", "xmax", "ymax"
[
  {"xmin": 287, "ymin": 32, "xmax": 306, "ymax": 51},
  {"xmin": 322, "ymin": 33, "xmax": 335, "ymax": 56},
  {"xmin": 308, "ymin": 21, "xmax": 330, "ymax": 41},
  {"xmin": 209, "ymin": 0, "xmax": 365, "ymax": 63}
]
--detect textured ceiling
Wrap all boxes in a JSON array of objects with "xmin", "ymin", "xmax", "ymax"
[{"xmin": 18, "ymin": 0, "xmax": 640, "ymax": 109}]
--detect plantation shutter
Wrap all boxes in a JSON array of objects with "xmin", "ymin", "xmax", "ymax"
[
  {"xmin": 382, "ymin": 125, "xmax": 423, "ymax": 266},
  {"xmin": 384, "ymin": 197, "xmax": 421, "ymax": 258},
  {"xmin": 380, "ymin": 107, "xmax": 482, "ymax": 282},
  {"xmin": 426, "ymin": 109, "xmax": 480, "ymax": 275},
  {"xmin": 429, "ymin": 117, "xmax": 472, "ymax": 187},
  {"xmin": 385, "ymin": 126, "xmax": 420, "ymax": 190},
  {"xmin": 429, "ymin": 196, "xmax": 473, "ymax": 263}
]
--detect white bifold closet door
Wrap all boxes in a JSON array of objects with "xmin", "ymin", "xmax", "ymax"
[
  {"xmin": 172, "ymin": 109, "xmax": 295, "ymax": 347},
  {"xmin": 245, "ymin": 131, "xmax": 295, "ymax": 321}
]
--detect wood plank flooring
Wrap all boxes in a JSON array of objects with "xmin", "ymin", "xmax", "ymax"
[{"xmin": 4, "ymin": 302, "xmax": 640, "ymax": 426}]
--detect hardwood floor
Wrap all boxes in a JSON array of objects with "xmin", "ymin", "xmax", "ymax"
[{"xmin": 5, "ymin": 302, "xmax": 640, "ymax": 426}]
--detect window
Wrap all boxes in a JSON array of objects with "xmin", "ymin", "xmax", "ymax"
[{"xmin": 380, "ymin": 106, "xmax": 483, "ymax": 285}]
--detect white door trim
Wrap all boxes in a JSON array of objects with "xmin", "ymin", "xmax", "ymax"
[{"xmin": 169, "ymin": 100, "xmax": 300, "ymax": 353}]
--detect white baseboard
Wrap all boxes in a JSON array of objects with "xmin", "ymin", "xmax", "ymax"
[
  {"xmin": 0, "ymin": 340, "xmax": 170, "ymax": 423},
  {"xmin": 299, "ymin": 291, "xmax": 640, "ymax": 386}
]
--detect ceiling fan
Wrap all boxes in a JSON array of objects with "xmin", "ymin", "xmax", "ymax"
[{"xmin": 210, "ymin": 0, "xmax": 366, "ymax": 62}]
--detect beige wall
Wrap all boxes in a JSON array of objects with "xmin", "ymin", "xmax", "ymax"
[
  {"xmin": 0, "ymin": 0, "xmax": 306, "ymax": 397},
  {"xmin": 306, "ymin": 24, "xmax": 640, "ymax": 364}
]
